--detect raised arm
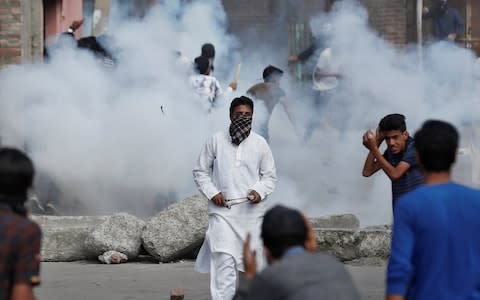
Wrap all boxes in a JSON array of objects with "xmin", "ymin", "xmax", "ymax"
[
  {"xmin": 363, "ymin": 130, "xmax": 412, "ymax": 181},
  {"xmin": 362, "ymin": 130, "xmax": 382, "ymax": 177}
]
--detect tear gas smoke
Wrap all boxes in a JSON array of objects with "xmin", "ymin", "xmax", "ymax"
[{"xmin": 0, "ymin": 0, "xmax": 478, "ymax": 225}]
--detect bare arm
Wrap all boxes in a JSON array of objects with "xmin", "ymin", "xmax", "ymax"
[
  {"xmin": 370, "ymin": 147, "xmax": 411, "ymax": 181},
  {"xmin": 362, "ymin": 151, "xmax": 381, "ymax": 177},
  {"xmin": 363, "ymin": 130, "xmax": 411, "ymax": 181},
  {"xmin": 362, "ymin": 130, "xmax": 382, "ymax": 177}
]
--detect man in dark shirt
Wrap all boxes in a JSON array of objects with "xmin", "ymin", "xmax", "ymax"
[
  {"xmin": 234, "ymin": 205, "xmax": 360, "ymax": 300},
  {"xmin": 362, "ymin": 114, "xmax": 424, "ymax": 209},
  {"xmin": 423, "ymin": 0, "xmax": 464, "ymax": 41},
  {"xmin": 0, "ymin": 148, "xmax": 42, "ymax": 300},
  {"xmin": 246, "ymin": 66, "xmax": 297, "ymax": 142}
]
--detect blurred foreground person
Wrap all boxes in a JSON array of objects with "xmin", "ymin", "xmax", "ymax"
[
  {"xmin": 193, "ymin": 97, "xmax": 277, "ymax": 300},
  {"xmin": 387, "ymin": 120, "xmax": 480, "ymax": 300},
  {"xmin": 234, "ymin": 205, "xmax": 360, "ymax": 300},
  {"xmin": 362, "ymin": 114, "xmax": 423, "ymax": 210},
  {"xmin": 190, "ymin": 56, "xmax": 237, "ymax": 113},
  {"xmin": 0, "ymin": 148, "xmax": 42, "ymax": 300},
  {"xmin": 247, "ymin": 65, "xmax": 298, "ymax": 143}
]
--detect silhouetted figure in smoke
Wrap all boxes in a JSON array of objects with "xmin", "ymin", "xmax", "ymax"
[
  {"xmin": 387, "ymin": 120, "xmax": 480, "ymax": 300},
  {"xmin": 423, "ymin": 0, "xmax": 464, "ymax": 42},
  {"xmin": 362, "ymin": 114, "xmax": 423, "ymax": 210},
  {"xmin": 0, "ymin": 148, "xmax": 42, "ymax": 300},
  {"xmin": 189, "ymin": 56, "xmax": 237, "ymax": 113},
  {"xmin": 290, "ymin": 23, "xmax": 343, "ymax": 142},
  {"xmin": 246, "ymin": 65, "xmax": 298, "ymax": 143},
  {"xmin": 234, "ymin": 205, "xmax": 360, "ymax": 300},
  {"xmin": 77, "ymin": 36, "xmax": 116, "ymax": 68},
  {"xmin": 45, "ymin": 18, "xmax": 116, "ymax": 68},
  {"xmin": 201, "ymin": 43, "xmax": 216, "ymax": 73}
]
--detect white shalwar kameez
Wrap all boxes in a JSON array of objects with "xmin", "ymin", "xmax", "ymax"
[{"xmin": 193, "ymin": 131, "xmax": 277, "ymax": 300}]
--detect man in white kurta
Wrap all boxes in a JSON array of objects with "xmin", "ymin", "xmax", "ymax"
[{"xmin": 193, "ymin": 96, "xmax": 277, "ymax": 300}]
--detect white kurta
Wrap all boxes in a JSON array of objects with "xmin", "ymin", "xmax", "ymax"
[
  {"xmin": 192, "ymin": 131, "xmax": 277, "ymax": 273},
  {"xmin": 313, "ymin": 47, "xmax": 341, "ymax": 91},
  {"xmin": 189, "ymin": 74, "xmax": 232, "ymax": 112}
]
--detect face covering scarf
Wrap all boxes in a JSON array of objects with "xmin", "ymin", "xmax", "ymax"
[{"xmin": 229, "ymin": 115, "xmax": 252, "ymax": 145}]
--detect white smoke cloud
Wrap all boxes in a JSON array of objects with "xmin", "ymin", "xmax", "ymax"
[
  {"xmin": 265, "ymin": 0, "xmax": 479, "ymax": 225},
  {"xmin": 0, "ymin": 0, "xmax": 477, "ymax": 224}
]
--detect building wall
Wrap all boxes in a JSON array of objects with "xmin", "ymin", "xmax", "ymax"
[
  {"xmin": 44, "ymin": 0, "xmax": 83, "ymax": 41},
  {"xmin": 0, "ymin": 0, "xmax": 23, "ymax": 66},
  {"xmin": 223, "ymin": 0, "xmax": 410, "ymax": 48},
  {"xmin": 360, "ymin": 0, "xmax": 409, "ymax": 46}
]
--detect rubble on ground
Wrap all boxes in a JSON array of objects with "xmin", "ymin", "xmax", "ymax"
[
  {"xmin": 141, "ymin": 194, "xmax": 208, "ymax": 262},
  {"xmin": 85, "ymin": 213, "xmax": 145, "ymax": 259},
  {"xmin": 31, "ymin": 197, "xmax": 391, "ymax": 264},
  {"xmin": 98, "ymin": 250, "xmax": 128, "ymax": 264}
]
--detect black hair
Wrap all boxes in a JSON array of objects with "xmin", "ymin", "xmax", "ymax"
[
  {"xmin": 201, "ymin": 43, "xmax": 215, "ymax": 59},
  {"xmin": 193, "ymin": 56, "xmax": 210, "ymax": 75},
  {"xmin": 414, "ymin": 120, "xmax": 458, "ymax": 172},
  {"xmin": 229, "ymin": 96, "xmax": 254, "ymax": 116},
  {"xmin": 379, "ymin": 113, "xmax": 407, "ymax": 133},
  {"xmin": 0, "ymin": 148, "xmax": 35, "ymax": 215},
  {"xmin": 261, "ymin": 205, "xmax": 307, "ymax": 259},
  {"xmin": 262, "ymin": 65, "xmax": 284, "ymax": 83}
]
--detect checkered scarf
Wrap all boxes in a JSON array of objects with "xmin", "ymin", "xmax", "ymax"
[{"xmin": 229, "ymin": 116, "xmax": 252, "ymax": 145}]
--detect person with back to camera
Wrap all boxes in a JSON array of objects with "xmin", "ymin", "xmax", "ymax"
[
  {"xmin": 246, "ymin": 65, "xmax": 299, "ymax": 143},
  {"xmin": 234, "ymin": 205, "xmax": 360, "ymax": 300},
  {"xmin": 189, "ymin": 56, "xmax": 238, "ymax": 113},
  {"xmin": 0, "ymin": 148, "xmax": 42, "ymax": 300},
  {"xmin": 387, "ymin": 120, "xmax": 480, "ymax": 300}
]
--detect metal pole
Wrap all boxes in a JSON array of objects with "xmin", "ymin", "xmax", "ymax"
[{"xmin": 417, "ymin": 0, "xmax": 424, "ymax": 65}]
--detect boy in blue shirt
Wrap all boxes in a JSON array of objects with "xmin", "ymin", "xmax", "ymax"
[
  {"xmin": 387, "ymin": 120, "xmax": 480, "ymax": 300},
  {"xmin": 362, "ymin": 114, "xmax": 424, "ymax": 208}
]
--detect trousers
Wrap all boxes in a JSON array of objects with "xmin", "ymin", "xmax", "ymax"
[{"xmin": 210, "ymin": 252, "xmax": 238, "ymax": 300}]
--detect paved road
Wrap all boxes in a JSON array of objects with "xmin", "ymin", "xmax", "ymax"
[{"xmin": 35, "ymin": 261, "xmax": 386, "ymax": 300}]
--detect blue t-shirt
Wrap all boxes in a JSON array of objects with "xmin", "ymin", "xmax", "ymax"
[
  {"xmin": 387, "ymin": 182, "xmax": 480, "ymax": 300},
  {"xmin": 384, "ymin": 137, "xmax": 424, "ymax": 206}
]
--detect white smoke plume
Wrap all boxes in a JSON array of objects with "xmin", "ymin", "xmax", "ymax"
[{"xmin": 0, "ymin": 0, "xmax": 478, "ymax": 224}]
